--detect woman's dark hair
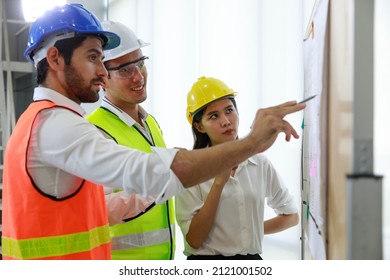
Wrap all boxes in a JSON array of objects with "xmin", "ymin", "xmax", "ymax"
[
  {"xmin": 36, "ymin": 36, "xmax": 87, "ymax": 84},
  {"xmin": 192, "ymin": 97, "xmax": 237, "ymax": 150}
]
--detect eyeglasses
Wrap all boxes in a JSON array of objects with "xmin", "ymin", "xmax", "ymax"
[{"xmin": 105, "ymin": 56, "xmax": 149, "ymax": 79}]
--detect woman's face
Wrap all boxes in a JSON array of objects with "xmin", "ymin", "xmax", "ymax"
[{"xmin": 195, "ymin": 98, "xmax": 239, "ymax": 146}]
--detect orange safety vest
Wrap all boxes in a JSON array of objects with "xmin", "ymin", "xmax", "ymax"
[{"xmin": 1, "ymin": 100, "xmax": 111, "ymax": 260}]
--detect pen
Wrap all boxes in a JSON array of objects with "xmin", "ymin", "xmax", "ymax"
[{"xmin": 299, "ymin": 94, "xmax": 317, "ymax": 104}]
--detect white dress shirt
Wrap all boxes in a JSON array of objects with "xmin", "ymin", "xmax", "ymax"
[
  {"xmin": 27, "ymin": 87, "xmax": 184, "ymax": 204},
  {"xmin": 175, "ymin": 153, "xmax": 298, "ymax": 257}
]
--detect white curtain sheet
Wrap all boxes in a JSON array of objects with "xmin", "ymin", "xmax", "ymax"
[{"xmin": 107, "ymin": 0, "xmax": 306, "ymax": 260}]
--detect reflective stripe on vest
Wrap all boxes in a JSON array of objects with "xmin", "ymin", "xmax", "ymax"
[
  {"xmin": 86, "ymin": 107, "xmax": 175, "ymax": 259},
  {"xmin": 111, "ymin": 225, "xmax": 175, "ymax": 250},
  {"xmin": 2, "ymin": 225, "xmax": 110, "ymax": 259}
]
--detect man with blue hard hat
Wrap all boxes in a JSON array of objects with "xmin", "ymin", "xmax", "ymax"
[
  {"xmin": 1, "ymin": 4, "xmax": 305, "ymax": 260},
  {"xmin": 2, "ymin": 4, "xmax": 121, "ymax": 260}
]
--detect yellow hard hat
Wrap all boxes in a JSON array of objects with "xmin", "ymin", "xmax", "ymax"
[{"xmin": 186, "ymin": 76, "xmax": 237, "ymax": 124}]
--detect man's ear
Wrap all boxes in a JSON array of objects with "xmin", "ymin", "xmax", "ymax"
[
  {"xmin": 46, "ymin": 46, "xmax": 62, "ymax": 70},
  {"xmin": 194, "ymin": 122, "xmax": 206, "ymax": 133}
]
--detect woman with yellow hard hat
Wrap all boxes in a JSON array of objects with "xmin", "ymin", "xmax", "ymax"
[{"xmin": 175, "ymin": 76, "xmax": 299, "ymax": 260}]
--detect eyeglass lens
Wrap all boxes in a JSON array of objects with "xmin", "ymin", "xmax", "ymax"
[{"xmin": 108, "ymin": 56, "xmax": 148, "ymax": 78}]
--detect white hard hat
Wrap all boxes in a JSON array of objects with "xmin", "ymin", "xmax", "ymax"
[{"xmin": 101, "ymin": 20, "xmax": 150, "ymax": 61}]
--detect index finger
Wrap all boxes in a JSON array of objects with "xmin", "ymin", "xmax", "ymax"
[{"xmin": 271, "ymin": 101, "xmax": 306, "ymax": 118}]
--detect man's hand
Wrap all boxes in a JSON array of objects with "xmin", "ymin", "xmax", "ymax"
[{"xmin": 248, "ymin": 101, "xmax": 306, "ymax": 153}]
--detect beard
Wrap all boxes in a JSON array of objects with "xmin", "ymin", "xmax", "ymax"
[{"xmin": 64, "ymin": 64, "xmax": 103, "ymax": 103}]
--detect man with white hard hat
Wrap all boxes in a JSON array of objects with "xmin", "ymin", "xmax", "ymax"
[{"xmin": 87, "ymin": 21, "xmax": 176, "ymax": 260}]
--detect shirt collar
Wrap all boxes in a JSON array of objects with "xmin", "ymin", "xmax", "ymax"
[
  {"xmin": 100, "ymin": 95, "xmax": 148, "ymax": 127},
  {"xmin": 33, "ymin": 86, "xmax": 86, "ymax": 116},
  {"xmin": 233, "ymin": 156, "xmax": 258, "ymax": 175},
  {"xmin": 237, "ymin": 158, "xmax": 253, "ymax": 167}
]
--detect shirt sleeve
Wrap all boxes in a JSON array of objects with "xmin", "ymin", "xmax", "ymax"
[
  {"xmin": 104, "ymin": 187, "xmax": 156, "ymax": 225},
  {"xmin": 263, "ymin": 157, "xmax": 298, "ymax": 215},
  {"xmin": 174, "ymin": 185, "xmax": 204, "ymax": 237},
  {"xmin": 33, "ymin": 107, "xmax": 185, "ymax": 200}
]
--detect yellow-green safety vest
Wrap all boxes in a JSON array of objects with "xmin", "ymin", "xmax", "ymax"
[{"xmin": 86, "ymin": 107, "xmax": 175, "ymax": 260}]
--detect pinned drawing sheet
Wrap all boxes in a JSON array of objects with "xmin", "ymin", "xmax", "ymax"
[{"xmin": 301, "ymin": 0, "xmax": 329, "ymax": 260}]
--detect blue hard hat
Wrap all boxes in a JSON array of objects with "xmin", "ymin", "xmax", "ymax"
[{"xmin": 24, "ymin": 4, "xmax": 120, "ymax": 63}]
